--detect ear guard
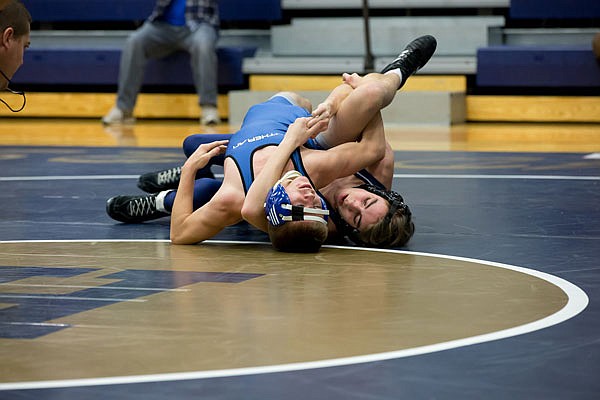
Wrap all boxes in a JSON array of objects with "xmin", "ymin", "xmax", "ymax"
[{"xmin": 264, "ymin": 170, "xmax": 329, "ymax": 227}]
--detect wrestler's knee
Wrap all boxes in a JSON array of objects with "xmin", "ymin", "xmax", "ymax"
[{"xmin": 355, "ymin": 82, "xmax": 388, "ymax": 112}]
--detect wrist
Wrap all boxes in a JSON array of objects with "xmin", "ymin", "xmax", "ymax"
[{"xmin": 181, "ymin": 161, "xmax": 200, "ymax": 175}]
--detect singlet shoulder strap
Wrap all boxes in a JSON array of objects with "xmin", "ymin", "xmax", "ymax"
[{"xmin": 354, "ymin": 169, "xmax": 386, "ymax": 190}]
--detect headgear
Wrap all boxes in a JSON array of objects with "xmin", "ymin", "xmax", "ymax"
[{"xmin": 264, "ymin": 170, "xmax": 329, "ymax": 227}]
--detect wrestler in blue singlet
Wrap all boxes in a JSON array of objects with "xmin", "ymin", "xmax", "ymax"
[
  {"xmin": 162, "ymin": 96, "xmax": 319, "ymax": 211},
  {"xmin": 165, "ymin": 95, "xmax": 387, "ymax": 213},
  {"xmin": 225, "ymin": 95, "xmax": 313, "ymax": 193}
]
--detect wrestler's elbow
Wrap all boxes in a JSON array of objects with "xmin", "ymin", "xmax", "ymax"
[
  {"xmin": 169, "ymin": 224, "xmax": 198, "ymax": 245},
  {"xmin": 367, "ymin": 142, "xmax": 386, "ymax": 164},
  {"xmin": 170, "ymin": 230, "xmax": 191, "ymax": 245},
  {"xmin": 241, "ymin": 203, "xmax": 262, "ymax": 226}
]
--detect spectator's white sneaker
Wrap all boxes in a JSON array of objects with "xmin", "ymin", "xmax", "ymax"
[
  {"xmin": 201, "ymin": 106, "xmax": 220, "ymax": 125},
  {"xmin": 102, "ymin": 106, "xmax": 135, "ymax": 125}
]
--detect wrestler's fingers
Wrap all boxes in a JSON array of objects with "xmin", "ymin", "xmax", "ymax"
[
  {"xmin": 311, "ymin": 104, "xmax": 331, "ymax": 121},
  {"xmin": 208, "ymin": 144, "xmax": 228, "ymax": 156},
  {"xmin": 198, "ymin": 139, "xmax": 229, "ymax": 151},
  {"xmin": 311, "ymin": 103, "xmax": 326, "ymax": 116},
  {"xmin": 207, "ymin": 139, "xmax": 229, "ymax": 147},
  {"xmin": 307, "ymin": 119, "xmax": 329, "ymax": 138},
  {"xmin": 307, "ymin": 114, "xmax": 328, "ymax": 128},
  {"xmin": 342, "ymin": 72, "xmax": 362, "ymax": 89},
  {"xmin": 288, "ymin": 117, "xmax": 309, "ymax": 132}
]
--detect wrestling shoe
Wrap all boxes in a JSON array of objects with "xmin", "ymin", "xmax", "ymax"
[
  {"xmin": 380, "ymin": 35, "xmax": 437, "ymax": 88},
  {"xmin": 137, "ymin": 167, "xmax": 181, "ymax": 193},
  {"xmin": 106, "ymin": 194, "xmax": 168, "ymax": 223},
  {"xmin": 102, "ymin": 106, "xmax": 135, "ymax": 125}
]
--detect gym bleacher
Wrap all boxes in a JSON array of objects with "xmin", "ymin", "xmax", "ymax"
[{"xmin": 5, "ymin": 0, "xmax": 600, "ymax": 123}]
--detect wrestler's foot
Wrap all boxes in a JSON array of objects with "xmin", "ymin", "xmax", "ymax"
[
  {"xmin": 106, "ymin": 194, "xmax": 168, "ymax": 223},
  {"xmin": 137, "ymin": 167, "xmax": 182, "ymax": 193},
  {"xmin": 381, "ymin": 35, "xmax": 437, "ymax": 88}
]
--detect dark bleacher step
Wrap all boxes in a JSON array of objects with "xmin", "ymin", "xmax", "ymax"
[
  {"xmin": 510, "ymin": 0, "xmax": 600, "ymax": 19},
  {"xmin": 25, "ymin": 0, "xmax": 282, "ymax": 22},
  {"xmin": 282, "ymin": 0, "xmax": 509, "ymax": 9},
  {"xmin": 476, "ymin": 45, "xmax": 600, "ymax": 88},
  {"xmin": 14, "ymin": 47, "xmax": 257, "ymax": 88}
]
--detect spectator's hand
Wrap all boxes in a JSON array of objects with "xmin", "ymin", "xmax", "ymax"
[{"xmin": 183, "ymin": 140, "xmax": 228, "ymax": 171}]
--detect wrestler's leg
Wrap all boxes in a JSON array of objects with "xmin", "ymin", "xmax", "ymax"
[
  {"xmin": 138, "ymin": 134, "xmax": 231, "ymax": 193},
  {"xmin": 314, "ymin": 73, "xmax": 400, "ymax": 149},
  {"xmin": 158, "ymin": 177, "xmax": 222, "ymax": 212},
  {"xmin": 183, "ymin": 133, "xmax": 232, "ymax": 161},
  {"xmin": 314, "ymin": 35, "xmax": 437, "ymax": 148}
]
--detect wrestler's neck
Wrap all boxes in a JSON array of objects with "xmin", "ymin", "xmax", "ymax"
[{"xmin": 320, "ymin": 175, "xmax": 364, "ymax": 201}]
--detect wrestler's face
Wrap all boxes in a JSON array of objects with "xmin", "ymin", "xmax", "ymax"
[
  {"xmin": 334, "ymin": 187, "xmax": 389, "ymax": 230},
  {"xmin": 281, "ymin": 175, "xmax": 324, "ymax": 211}
]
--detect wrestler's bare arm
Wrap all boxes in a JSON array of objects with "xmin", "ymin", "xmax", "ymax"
[
  {"xmin": 169, "ymin": 141, "xmax": 244, "ymax": 244},
  {"xmin": 305, "ymin": 111, "xmax": 386, "ymax": 188},
  {"xmin": 242, "ymin": 117, "xmax": 326, "ymax": 231}
]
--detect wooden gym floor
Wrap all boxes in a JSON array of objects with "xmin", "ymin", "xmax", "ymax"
[{"xmin": 0, "ymin": 117, "xmax": 599, "ymax": 399}]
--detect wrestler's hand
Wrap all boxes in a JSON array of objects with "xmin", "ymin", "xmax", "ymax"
[
  {"xmin": 311, "ymin": 100, "xmax": 334, "ymax": 121},
  {"xmin": 308, "ymin": 101, "xmax": 333, "ymax": 134},
  {"xmin": 183, "ymin": 140, "xmax": 228, "ymax": 172},
  {"xmin": 283, "ymin": 117, "xmax": 315, "ymax": 147}
]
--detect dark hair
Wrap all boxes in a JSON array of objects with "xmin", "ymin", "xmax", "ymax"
[
  {"xmin": 0, "ymin": 1, "xmax": 31, "ymax": 38},
  {"xmin": 335, "ymin": 185, "xmax": 415, "ymax": 248},
  {"xmin": 351, "ymin": 203, "xmax": 414, "ymax": 248},
  {"xmin": 268, "ymin": 221, "xmax": 328, "ymax": 253}
]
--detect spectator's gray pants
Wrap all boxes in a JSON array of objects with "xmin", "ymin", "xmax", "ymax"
[{"xmin": 116, "ymin": 21, "xmax": 218, "ymax": 111}]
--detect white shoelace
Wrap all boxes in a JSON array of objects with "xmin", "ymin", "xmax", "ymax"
[{"xmin": 157, "ymin": 167, "xmax": 181, "ymax": 186}]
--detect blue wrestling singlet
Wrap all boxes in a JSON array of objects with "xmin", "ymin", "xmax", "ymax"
[
  {"xmin": 225, "ymin": 96, "xmax": 313, "ymax": 193},
  {"xmin": 163, "ymin": 97, "xmax": 316, "ymax": 213}
]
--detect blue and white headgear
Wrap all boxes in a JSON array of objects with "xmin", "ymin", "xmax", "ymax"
[{"xmin": 264, "ymin": 170, "xmax": 329, "ymax": 227}]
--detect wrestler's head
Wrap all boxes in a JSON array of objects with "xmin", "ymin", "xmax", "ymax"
[
  {"xmin": 264, "ymin": 170, "xmax": 329, "ymax": 252},
  {"xmin": 331, "ymin": 184, "xmax": 414, "ymax": 248}
]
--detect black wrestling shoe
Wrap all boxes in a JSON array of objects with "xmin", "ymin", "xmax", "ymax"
[
  {"xmin": 106, "ymin": 194, "xmax": 168, "ymax": 223},
  {"xmin": 380, "ymin": 35, "xmax": 437, "ymax": 88},
  {"xmin": 137, "ymin": 167, "xmax": 181, "ymax": 193}
]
